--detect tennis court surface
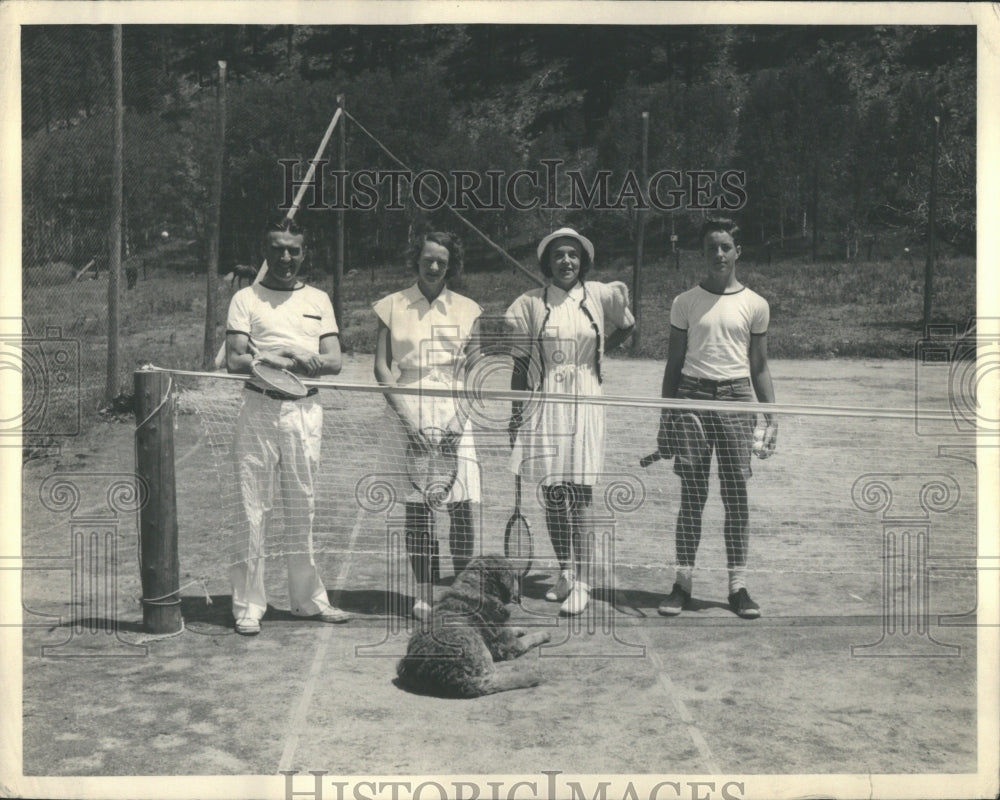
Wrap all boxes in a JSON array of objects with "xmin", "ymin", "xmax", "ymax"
[{"xmin": 13, "ymin": 357, "xmax": 992, "ymax": 795}]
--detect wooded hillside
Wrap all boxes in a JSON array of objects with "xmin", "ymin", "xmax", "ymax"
[{"xmin": 21, "ymin": 24, "xmax": 975, "ymax": 271}]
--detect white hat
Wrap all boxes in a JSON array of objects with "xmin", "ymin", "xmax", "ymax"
[{"xmin": 536, "ymin": 227, "xmax": 595, "ymax": 266}]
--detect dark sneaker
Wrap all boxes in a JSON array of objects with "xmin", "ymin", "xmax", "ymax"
[
  {"xmin": 658, "ymin": 583, "xmax": 691, "ymax": 616},
  {"xmin": 728, "ymin": 588, "xmax": 761, "ymax": 619}
]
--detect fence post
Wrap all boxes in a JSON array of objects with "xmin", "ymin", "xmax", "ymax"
[
  {"xmin": 333, "ymin": 94, "xmax": 346, "ymax": 330},
  {"xmin": 631, "ymin": 111, "xmax": 648, "ymax": 356},
  {"xmin": 923, "ymin": 114, "xmax": 940, "ymax": 330},
  {"xmin": 203, "ymin": 60, "xmax": 227, "ymax": 370},
  {"xmin": 105, "ymin": 25, "xmax": 123, "ymax": 404}
]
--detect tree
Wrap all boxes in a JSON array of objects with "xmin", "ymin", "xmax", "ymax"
[{"xmin": 736, "ymin": 68, "xmax": 798, "ymax": 245}]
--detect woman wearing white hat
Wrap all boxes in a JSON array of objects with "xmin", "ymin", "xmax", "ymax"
[{"xmin": 505, "ymin": 227, "xmax": 635, "ymax": 615}]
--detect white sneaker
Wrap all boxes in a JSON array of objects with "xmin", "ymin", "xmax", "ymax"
[
  {"xmin": 235, "ymin": 617, "xmax": 261, "ymax": 636},
  {"xmin": 545, "ymin": 570, "xmax": 575, "ymax": 602},
  {"xmin": 560, "ymin": 582, "xmax": 590, "ymax": 616},
  {"xmin": 316, "ymin": 606, "xmax": 352, "ymax": 624}
]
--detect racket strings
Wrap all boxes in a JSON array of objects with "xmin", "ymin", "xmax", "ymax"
[{"xmin": 251, "ymin": 362, "xmax": 308, "ymax": 398}]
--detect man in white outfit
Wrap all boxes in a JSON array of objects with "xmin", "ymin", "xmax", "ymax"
[{"xmin": 225, "ymin": 218, "xmax": 349, "ymax": 635}]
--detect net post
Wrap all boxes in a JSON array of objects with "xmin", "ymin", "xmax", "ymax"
[{"xmin": 134, "ymin": 369, "xmax": 182, "ymax": 634}]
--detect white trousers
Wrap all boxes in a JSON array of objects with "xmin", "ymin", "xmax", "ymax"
[{"xmin": 229, "ymin": 390, "xmax": 333, "ymax": 621}]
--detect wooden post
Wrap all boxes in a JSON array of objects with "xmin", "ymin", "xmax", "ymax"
[
  {"xmin": 203, "ymin": 60, "xmax": 227, "ymax": 370},
  {"xmin": 134, "ymin": 370, "xmax": 182, "ymax": 634},
  {"xmin": 333, "ymin": 94, "xmax": 346, "ymax": 330},
  {"xmin": 923, "ymin": 115, "xmax": 940, "ymax": 330},
  {"xmin": 631, "ymin": 111, "xmax": 648, "ymax": 356},
  {"xmin": 105, "ymin": 25, "xmax": 123, "ymax": 404}
]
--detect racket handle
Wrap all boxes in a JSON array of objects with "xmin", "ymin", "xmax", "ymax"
[{"xmin": 639, "ymin": 452, "xmax": 661, "ymax": 468}]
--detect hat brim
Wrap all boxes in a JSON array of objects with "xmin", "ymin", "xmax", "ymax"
[{"xmin": 536, "ymin": 228, "xmax": 595, "ymax": 266}]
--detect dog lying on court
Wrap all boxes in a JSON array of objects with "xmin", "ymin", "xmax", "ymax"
[{"xmin": 396, "ymin": 554, "xmax": 551, "ymax": 698}]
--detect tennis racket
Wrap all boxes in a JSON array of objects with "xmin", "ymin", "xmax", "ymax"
[
  {"xmin": 406, "ymin": 426, "xmax": 459, "ymax": 507},
  {"xmin": 640, "ymin": 411, "xmax": 706, "ymax": 467},
  {"xmin": 503, "ymin": 473, "xmax": 534, "ymax": 577},
  {"xmin": 250, "ymin": 361, "xmax": 308, "ymax": 399}
]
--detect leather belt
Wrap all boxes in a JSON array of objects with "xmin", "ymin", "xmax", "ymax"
[
  {"xmin": 244, "ymin": 383, "xmax": 318, "ymax": 401},
  {"xmin": 682, "ymin": 376, "xmax": 749, "ymax": 388}
]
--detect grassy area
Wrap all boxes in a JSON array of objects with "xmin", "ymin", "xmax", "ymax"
[
  {"xmin": 338, "ymin": 248, "xmax": 975, "ymax": 360},
  {"xmin": 621, "ymin": 248, "xmax": 975, "ymax": 360},
  {"xmin": 20, "ymin": 241, "xmax": 975, "ymax": 441}
]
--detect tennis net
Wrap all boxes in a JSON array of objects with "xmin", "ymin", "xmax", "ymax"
[{"xmin": 138, "ymin": 359, "xmax": 976, "ymax": 618}]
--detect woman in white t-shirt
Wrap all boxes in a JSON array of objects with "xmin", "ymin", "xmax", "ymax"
[
  {"xmin": 505, "ymin": 227, "xmax": 634, "ymax": 616},
  {"xmin": 372, "ymin": 232, "xmax": 482, "ymax": 621}
]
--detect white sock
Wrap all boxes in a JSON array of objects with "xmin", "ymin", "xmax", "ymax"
[
  {"xmin": 728, "ymin": 568, "xmax": 747, "ymax": 594},
  {"xmin": 675, "ymin": 566, "xmax": 693, "ymax": 594}
]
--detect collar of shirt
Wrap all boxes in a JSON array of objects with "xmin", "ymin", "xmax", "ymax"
[
  {"xmin": 403, "ymin": 282, "xmax": 451, "ymax": 312},
  {"xmin": 256, "ymin": 280, "xmax": 304, "ymax": 293},
  {"xmin": 545, "ymin": 281, "xmax": 585, "ymax": 305}
]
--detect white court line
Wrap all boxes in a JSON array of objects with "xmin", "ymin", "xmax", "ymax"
[
  {"xmin": 637, "ymin": 627, "xmax": 721, "ymax": 773},
  {"xmin": 275, "ymin": 620, "xmax": 335, "ymax": 774},
  {"xmin": 276, "ymin": 501, "xmax": 365, "ymax": 773}
]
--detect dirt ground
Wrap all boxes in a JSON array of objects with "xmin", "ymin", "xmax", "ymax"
[{"xmin": 13, "ymin": 357, "xmax": 987, "ymax": 793}]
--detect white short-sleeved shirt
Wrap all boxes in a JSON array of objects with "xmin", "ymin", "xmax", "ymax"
[
  {"xmin": 227, "ymin": 283, "xmax": 338, "ymax": 354},
  {"xmin": 504, "ymin": 280, "xmax": 635, "ymax": 389},
  {"xmin": 372, "ymin": 284, "xmax": 483, "ymax": 502},
  {"xmin": 670, "ymin": 285, "xmax": 769, "ymax": 381},
  {"xmin": 372, "ymin": 284, "xmax": 482, "ymax": 381}
]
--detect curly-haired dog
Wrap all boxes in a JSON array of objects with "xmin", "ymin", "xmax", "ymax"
[{"xmin": 396, "ymin": 554, "xmax": 551, "ymax": 698}]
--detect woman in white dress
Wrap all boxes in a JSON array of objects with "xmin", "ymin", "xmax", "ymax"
[
  {"xmin": 506, "ymin": 228, "xmax": 635, "ymax": 616},
  {"xmin": 373, "ymin": 232, "xmax": 482, "ymax": 620}
]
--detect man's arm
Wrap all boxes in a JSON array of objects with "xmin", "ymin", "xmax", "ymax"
[
  {"xmin": 749, "ymin": 332, "xmax": 778, "ymax": 455},
  {"xmin": 660, "ymin": 326, "xmax": 688, "ymax": 399},
  {"xmin": 227, "ymin": 335, "xmax": 339, "ymax": 378},
  {"xmin": 226, "ymin": 332, "xmax": 257, "ymax": 375},
  {"xmin": 657, "ymin": 326, "xmax": 688, "ymax": 455},
  {"xmin": 314, "ymin": 335, "xmax": 342, "ymax": 376},
  {"xmin": 225, "ymin": 292, "xmax": 260, "ymax": 374},
  {"xmin": 748, "ymin": 333, "xmax": 776, "ymax": 421},
  {"xmin": 270, "ymin": 330, "xmax": 342, "ymax": 378}
]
